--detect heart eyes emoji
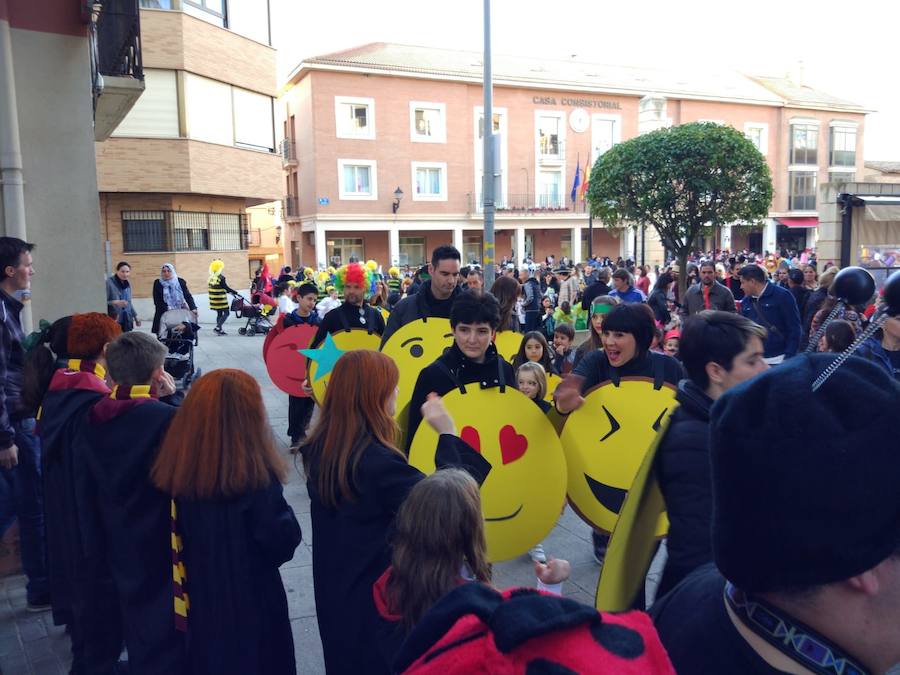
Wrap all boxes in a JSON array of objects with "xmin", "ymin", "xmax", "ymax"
[{"xmin": 460, "ymin": 425, "xmax": 528, "ymax": 465}]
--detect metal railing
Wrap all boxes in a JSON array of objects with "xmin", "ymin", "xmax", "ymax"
[
  {"xmin": 97, "ymin": 0, "xmax": 143, "ymax": 79},
  {"xmin": 468, "ymin": 193, "xmax": 574, "ymax": 214},
  {"xmin": 280, "ymin": 139, "xmax": 297, "ymax": 164},
  {"xmin": 538, "ymin": 139, "xmax": 565, "ymax": 162},
  {"xmin": 121, "ymin": 210, "xmax": 249, "ymax": 253},
  {"xmin": 283, "ymin": 196, "xmax": 299, "ymax": 218}
]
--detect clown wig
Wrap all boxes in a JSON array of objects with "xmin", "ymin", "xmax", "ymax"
[{"xmin": 334, "ymin": 262, "xmax": 375, "ymax": 297}]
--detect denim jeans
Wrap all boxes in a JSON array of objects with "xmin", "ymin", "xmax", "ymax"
[{"xmin": 0, "ymin": 418, "xmax": 49, "ymax": 603}]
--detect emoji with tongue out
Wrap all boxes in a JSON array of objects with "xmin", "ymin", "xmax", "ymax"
[
  {"xmin": 560, "ymin": 378, "xmax": 678, "ymax": 536},
  {"xmin": 408, "ymin": 386, "xmax": 567, "ymax": 562}
]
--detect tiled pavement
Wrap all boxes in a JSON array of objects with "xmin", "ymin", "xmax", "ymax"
[{"xmin": 1, "ymin": 321, "xmax": 661, "ymax": 674}]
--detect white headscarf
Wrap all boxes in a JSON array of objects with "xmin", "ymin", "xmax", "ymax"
[{"xmin": 160, "ymin": 263, "xmax": 187, "ymax": 310}]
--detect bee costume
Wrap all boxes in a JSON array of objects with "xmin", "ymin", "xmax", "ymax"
[{"xmin": 208, "ymin": 259, "xmax": 237, "ymax": 335}]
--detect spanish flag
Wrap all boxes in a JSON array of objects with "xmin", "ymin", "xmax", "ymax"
[{"xmin": 580, "ymin": 158, "xmax": 591, "ymax": 201}]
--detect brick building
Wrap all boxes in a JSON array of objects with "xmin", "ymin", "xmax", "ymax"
[
  {"xmin": 279, "ymin": 43, "xmax": 868, "ymax": 270},
  {"xmin": 95, "ymin": 0, "xmax": 282, "ymax": 302}
]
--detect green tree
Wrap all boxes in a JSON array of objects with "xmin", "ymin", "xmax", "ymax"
[{"xmin": 586, "ymin": 122, "xmax": 772, "ymax": 299}]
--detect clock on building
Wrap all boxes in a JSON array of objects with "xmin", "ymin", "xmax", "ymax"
[{"xmin": 569, "ymin": 108, "xmax": 589, "ymax": 133}]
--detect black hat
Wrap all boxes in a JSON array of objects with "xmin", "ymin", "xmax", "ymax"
[
  {"xmin": 709, "ymin": 353, "xmax": 900, "ymax": 593},
  {"xmin": 788, "ymin": 268, "xmax": 804, "ymax": 284}
]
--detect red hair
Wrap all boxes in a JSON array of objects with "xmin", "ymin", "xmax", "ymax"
[
  {"xmin": 152, "ymin": 369, "xmax": 286, "ymax": 499},
  {"xmin": 303, "ymin": 350, "xmax": 400, "ymax": 507},
  {"xmin": 345, "ymin": 262, "xmax": 366, "ymax": 286},
  {"xmin": 67, "ymin": 313, "xmax": 121, "ymax": 358}
]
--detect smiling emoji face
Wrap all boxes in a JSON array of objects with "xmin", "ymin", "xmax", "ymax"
[
  {"xmin": 560, "ymin": 379, "xmax": 678, "ymax": 535},
  {"xmin": 380, "ymin": 318, "xmax": 454, "ymax": 420},
  {"xmin": 493, "ymin": 330, "xmax": 523, "ymax": 364},
  {"xmin": 304, "ymin": 329, "xmax": 382, "ymax": 404},
  {"xmin": 408, "ymin": 387, "xmax": 567, "ymax": 562}
]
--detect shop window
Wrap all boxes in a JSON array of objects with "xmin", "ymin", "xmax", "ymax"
[
  {"xmin": 327, "ymin": 238, "xmax": 364, "ymax": 266},
  {"xmin": 399, "ymin": 237, "xmax": 426, "ymax": 266},
  {"xmin": 464, "ymin": 234, "xmax": 482, "ymax": 265}
]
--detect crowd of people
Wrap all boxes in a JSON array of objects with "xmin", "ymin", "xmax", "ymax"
[{"xmin": 1, "ymin": 233, "xmax": 898, "ymax": 674}]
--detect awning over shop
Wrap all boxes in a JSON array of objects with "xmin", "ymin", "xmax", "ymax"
[
  {"xmin": 860, "ymin": 196, "xmax": 900, "ymax": 222},
  {"xmin": 775, "ymin": 217, "xmax": 819, "ymax": 229}
]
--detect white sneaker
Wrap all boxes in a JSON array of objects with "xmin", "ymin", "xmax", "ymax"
[{"xmin": 529, "ymin": 544, "xmax": 547, "ymax": 563}]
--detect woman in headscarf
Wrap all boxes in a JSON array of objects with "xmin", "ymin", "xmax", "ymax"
[{"xmin": 152, "ymin": 263, "xmax": 197, "ymax": 334}]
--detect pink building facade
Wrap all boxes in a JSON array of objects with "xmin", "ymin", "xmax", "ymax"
[{"xmin": 279, "ymin": 44, "xmax": 867, "ymax": 270}]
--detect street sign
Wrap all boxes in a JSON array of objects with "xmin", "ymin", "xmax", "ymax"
[{"xmin": 318, "ymin": 197, "xmax": 330, "ymax": 206}]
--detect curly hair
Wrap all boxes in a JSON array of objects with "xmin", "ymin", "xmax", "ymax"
[{"xmin": 334, "ymin": 262, "xmax": 375, "ymax": 297}]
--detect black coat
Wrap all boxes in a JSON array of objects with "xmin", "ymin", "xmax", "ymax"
[
  {"xmin": 581, "ymin": 281, "xmax": 612, "ymax": 312},
  {"xmin": 152, "ymin": 278, "xmax": 197, "ymax": 334},
  {"xmin": 175, "ymin": 479, "xmax": 301, "ymax": 675},
  {"xmin": 647, "ymin": 288, "xmax": 671, "ymax": 324},
  {"xmin": 305, "ymin": 434, "xmax": 490, "ymax": 675},
  {"xmin": 655, "ymin": 380, "xmax": 714, "ymax": 598},
  {"xmin": 380, "ymin": 281, "xmax": 461, "ymax": 346},
  {"xmin": 405, "ymin": 343, "xmax": 515, "ymax": 452},
  {"xmin": 312, "ymin": 301, "xmax": 385, "ymax": 348},
  {"xmin": 80, "ymin": 396, "xmax": 186, "ymax": 675}
]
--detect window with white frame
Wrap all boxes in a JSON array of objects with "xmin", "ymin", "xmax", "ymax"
[
  {"xmin": 592, "ymin": 114, "xmax": 621, "ymax": 158},
  {"xmin": 789, "ymin": 171, "xmax": 817, "ymax": 211},
  {"xmin": 537, "ymin": 170, "xmax": 562, "ymax": 208},
  {"xmin": 233, "ymin": 87, "xmax": 274, "ymax": 151},
  {"xmin": 410, "ymin": 102, "xmax": 446, "ymax": 143},
  {"xmin": 790, "ymin": 120, "xmax": 819, "ymax": 165},
  {"xmin": 830, "ymin": 124, "xmax": 857, "ymax": 167},
  {"xmin": 183, "ymin": 0, "xmax": 224, "ymax": 26},
  {"xmin": 744, "ymin": 122, "xmax": 768, "ymax": 156},
  {"xmin": 411, "ymin": 162, "xmax": 448, "ymax": 201},
  {"xmin": 537, "ymin": 113, "xmax": 563, "ymax": 157},
  {"xmin": 337, "ymin": 159, "xmax": 377, "ymax": 200},
  {"xmin": 399, "ymin": 237, "xmax": 426, "ymax": 266},
  {"xmin": 327, "ymin": 238, "xmax": 364, "ymax": 266},
  {"xmin": 335, "ymin": 97, "xmax": 375, "ymax": 140}
]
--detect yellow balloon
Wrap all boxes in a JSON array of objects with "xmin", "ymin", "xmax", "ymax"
[
  {"xmin": 409, "ymin": 387, "xmax": 568, "ymax": 562},
  {"xmin": 306, "ymin": 329, "xmax": 382, "ymax": 404},
  {"xmin": 379, "ymin": 318, "xmax": 453, "ymax": 421},
  {"xmin": 560, "ymin": 379, "xmax": 678, "ymax": 536},
  {"xmin": 544, "ymin": 373, "xmax": 562, "ymax": 402},
  {"xmin": 493, "ymin": 330, "xmax": 522, "ymax": 364}
]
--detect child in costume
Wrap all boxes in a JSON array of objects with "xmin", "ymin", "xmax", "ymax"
[
  {"xmin": 283, "ymin": 283, "xmax": 321, "ymax": 450},
  {"xmin": 208, "ymin": 259, "xmax": 237, "ymax": 335},
  {"xmin": 24, "ymin": 314, "xmax": 124, "ymax": 673},
  {"xmin": 551, "ymin": 323, "xmax": 577, "ymax": 376},
  {"xmin": 79, "ymin": 332, "xmax": 186, "ymax": 674}
]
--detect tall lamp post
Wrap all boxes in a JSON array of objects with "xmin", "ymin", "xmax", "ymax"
[{"xmin": 482, "ymin": 0, "xmax": 495, "ymax": 281}]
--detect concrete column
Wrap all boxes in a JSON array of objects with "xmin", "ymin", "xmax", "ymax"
[
  {"xmin": 721, "ymin": 224, "xmax": 733, "ymax": 252},
  {"xmin": 572, "ymin": 225, "xmax": 582, "ymax": 264},
  {"xmin": 453, "ymin": 226, "xmax": 464, "ymax": 258},
  {"xmin": 764, "ymin": 218, "xmax": 778, "ymax": 255},
  {"xmin": 389, "ymin": 225, "xmax": 400, "ymax": 267},
  {"xmin": 515, "ymin": 226, "xmax": 526, "ymax": 263},
  {"xmin": 315, "ymin": 225, "xmax": 327, "ymax": 269}
]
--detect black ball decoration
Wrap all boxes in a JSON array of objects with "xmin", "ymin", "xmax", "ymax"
[
  {"xmin": 882, "ymin": 269, "xmax": 900, "ymax": 317},
  {"xmin": 830, "ymin": 266, "xmax": 876, "ymax": 306}
]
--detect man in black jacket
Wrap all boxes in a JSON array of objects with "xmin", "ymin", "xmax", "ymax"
[
  {"xmin": 655, "ymin": 311, "xmax": 768, "ymax": 598},
  {"xmin": 405, "ymin": 292, "xmax": 514, "ymax": 452},
  {"xmin": 381, "ymin": 246, "xmax": 462, "ymax": 345},
  {"xmin": 580, "ymin": 267, "xmax": 612, "ymax": 312}
]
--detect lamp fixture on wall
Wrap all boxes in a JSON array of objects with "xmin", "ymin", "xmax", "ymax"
[{"xmin": 392, "ymin": 187, "xmax": 404, "ymax": 214}]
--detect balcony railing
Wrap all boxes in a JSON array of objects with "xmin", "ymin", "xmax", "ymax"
[
  {"xmin": 283, "ymin": 196, "xmax": 299, "ymax": 219},
  {"xmin": 96, "ymin": 0, "xmax": 143, "ymax": 79},
  {"xmin": 538, "ymin": 139, "xmax": 565, "ymax": 163},
  {"xmin": 468, "ymin": 193, "xmax": 577, "ymax": 215},
  {"xmin": 280, "ymin": 139, "xmax": 297, "ymax": 165}
]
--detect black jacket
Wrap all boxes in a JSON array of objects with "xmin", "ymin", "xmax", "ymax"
[
  {"xmin": 152, "ymin": 278, "xmax": 197, "ymax": 334},
  {"xmin": 175, "ymin": 479, "xmax": 301, "ymax": 675},
  {"xmin": 647, "ymin": 288, "xmax": 671, "ymax": 324},
  {"xmin": 312, "ymin": 301, "xmax": 385, "ymax": 348},
  {"xmin": 380, "ymin": 281, "xmax": 461, "ymax": 346},
  {"xmin": 305, "ymin": 434, "xmax": 490, "ymax": 675},
  {"xmin": 788, "ymin": 286, "xmax": 811, "ymax": 321},
  {"xmin": 655, "ymin": 380, "xmax": 714, "ymax": 598},
  {"xmin": 581, "ymin": 281, "xmax": 612, "ymax": 312},
  {"xmin": 405, "ymin": 343, "xmax": 515, "ymax": 452}
]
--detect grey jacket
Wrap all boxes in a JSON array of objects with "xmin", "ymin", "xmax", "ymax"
[{"xmin": 683, "ymin": 281, "xmax": 736, "ymax": 315}]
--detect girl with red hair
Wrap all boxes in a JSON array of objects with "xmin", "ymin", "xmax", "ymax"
[
  {"xmin": 152, "ymin": 369, "xmax": 301, "ymax": 675},
  {"xmin": 302, "ymin": 350, "xmax": 490, "ymax": 675}
]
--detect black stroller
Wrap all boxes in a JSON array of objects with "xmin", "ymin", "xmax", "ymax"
[
  {"xmin": 157, "ymin": 308, "xmax": 200, "ymax": 390},
  {"xmin": 231, "ymin": 294, "xmax": 275, "ymax": 336}
]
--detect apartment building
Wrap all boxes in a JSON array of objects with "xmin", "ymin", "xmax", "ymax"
[
  {"xmin": 279, "ymin": 43, "xmax": 867, "ymax": 270},
  {"xmin": 95, "ymin": 0, "xmax": 282, "ymax": 301}
]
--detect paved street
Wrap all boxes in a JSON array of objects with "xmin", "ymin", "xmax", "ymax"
[{"xmin": 1, "ymin": 320, "xmax": 611, "ymax": 674}]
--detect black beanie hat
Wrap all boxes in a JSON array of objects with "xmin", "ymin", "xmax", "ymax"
[{"xmin": 709, "ymin": 353, "xmax": 900, "ymax": 593}]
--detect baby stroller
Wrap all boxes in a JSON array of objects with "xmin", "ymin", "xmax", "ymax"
[
  {"xmin": 157, "ymin": 308, "xmax": 200, "ymax": 390},
  {"xmin": 231, "ymin": 293, "xmax": 275, "ymax": 336}
]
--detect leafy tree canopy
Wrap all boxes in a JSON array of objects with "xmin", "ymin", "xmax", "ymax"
[{"xmin": 586, "ymin": 122, "xmax": 773, "ymax": 289}]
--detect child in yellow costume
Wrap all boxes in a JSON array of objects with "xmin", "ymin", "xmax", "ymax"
[{"xmin": 208, "ymin": 259, "xmax": 238, "ymax": 335}]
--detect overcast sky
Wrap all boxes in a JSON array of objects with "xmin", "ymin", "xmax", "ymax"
[{"xmin": 272, "ymin": 0, "xmax": 899, "ymax": 161}]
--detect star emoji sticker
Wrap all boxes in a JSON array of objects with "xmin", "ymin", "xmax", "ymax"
[{"xmin": 299, "ymin": 332, "xmax": 345, "ymax": 381}]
